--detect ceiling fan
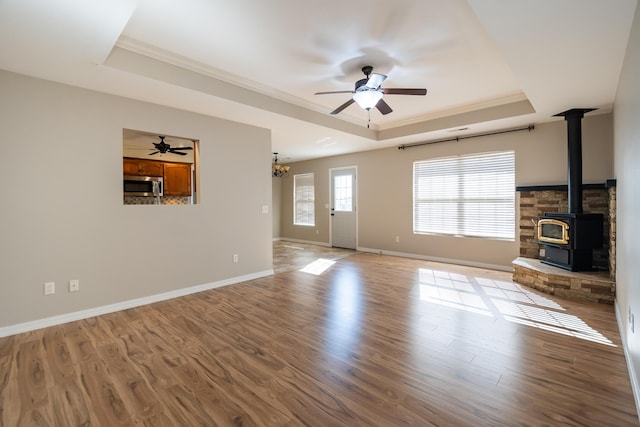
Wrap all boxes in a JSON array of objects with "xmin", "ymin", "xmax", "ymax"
[
  {"xmin": 149, "ymin": 136, "xmax": 193, "ymax": 156},
  {"xmin": 315, "ymin": 66, "xmax": 427, "ymax": 115}
]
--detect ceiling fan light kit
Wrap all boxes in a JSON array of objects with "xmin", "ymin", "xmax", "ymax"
[
  {"xmin": 315, "ymin": 66, "xmax": 427, "ymax": 118},
  {"xmin": 353, "ymin": 90, "xmax": 383, "ymax": 110}
]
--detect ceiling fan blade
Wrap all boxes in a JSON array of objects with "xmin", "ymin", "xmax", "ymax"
[
  {"xmin": 149, "ymin": 151, "xmax": 159, "ymax": 155},
  {"xmin": 170, "ymin": 147, "xmax": 193, "ymax": 151},
  {"xmin": 330, "ymin": 98, "xmax": 355, "ymax": 115},
  {"xmin": 376, "ymin": 99, "xmax": 393, "ymax": 115},
  {"xmin": 383, "ymin": 88, "xmax": 427, "ymax": 95},
  {"xmin": 169, "ymin": 150, "xmax": 187, "ymax": 155},
  {"xmin": 366, "ymin": 73, "xmax": 387, "ymax": 89},
  {"xmin": 315, "ymin": 90, "xmax": 355, "ymax": 95}
]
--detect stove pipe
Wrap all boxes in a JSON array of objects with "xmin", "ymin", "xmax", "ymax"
[{"xmin": 553, "ymin": 108, "xmax": 596, "ymax": 214}]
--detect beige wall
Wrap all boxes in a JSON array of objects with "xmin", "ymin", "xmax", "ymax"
[
  {"xmin": 280, "ymin": 113, "xmax": 613, "ymax": 269},
  {"xmin": 0, "ymin": 70, "xmax": 273, "ymax": 329},
  {"xmin": 613, "ymin": 1, "xmax": 640, "ymax": 406}
]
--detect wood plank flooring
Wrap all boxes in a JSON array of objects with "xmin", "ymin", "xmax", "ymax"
[
  {"xmin": 0, "ymin": 252, "xmax": 637, "ymax": 426},
  {"xmin": 272, "ymin": 240, "xmax": 355, "ymax": 273}
]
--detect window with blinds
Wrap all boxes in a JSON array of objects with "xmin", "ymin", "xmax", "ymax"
[
  {"xmin": 294, "ymin": 173, "xmax": 315, "ymax": 226},
  {"xmin": 413, "ymin": 151, "xmax": 515, "ymax": 240}
]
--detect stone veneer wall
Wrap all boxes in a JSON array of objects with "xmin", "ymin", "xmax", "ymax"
[
  {"xmin": 517, "ymin": 183, "xmax": 616, "ymax": 276},
  {"xmin": 513, "ymin": 257, "xmax": 615, "ymax": 304},
  {"xmin": 608, "ymin": 186, "xmax": 617, "ymax": 279}
]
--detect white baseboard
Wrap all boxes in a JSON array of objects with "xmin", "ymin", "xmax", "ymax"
[
  {"xmin": 277, "ymin": 238, "xmax": 331, "ymax": 247},
  {"xmin": 277, "ymin": 241, "xmax": 510, "ymax": 271},
  {"xmin": 356, "ymin": 247, "xmax": 513, "ymax": 272},
  {"xmin": 0, "ymin": 269, "xmax": 274, "ymax": 338},
  {"xmin": 615, "ymin": 300, "xmax": 640, "ymax": 421}
]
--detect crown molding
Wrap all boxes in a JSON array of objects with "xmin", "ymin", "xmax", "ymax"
[
  {"xmin": 377, "ymin": 92, "xmax": 530, "ymax": 130},
  {"xmin": 111, "ymin": 36, "xmax": 534, "ymax": 139},
  {"xmin": 115, "ymin": 36, "xmax": 369, "ymax": 128}
]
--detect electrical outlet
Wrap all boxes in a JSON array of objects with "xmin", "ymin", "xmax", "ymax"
[
  {"xmin": 395, "ymin": 235, "xmax": 400, "ymax": 243},
  {"xmin": 69, "ymin": 279, "xmax": 80, "ymax": 292},
  {"xmin": 233, "ymin": 254, "xmax": 239, "ymax": 263},
  {"xmin": 44, "ymin": 281, "xmax": 55, "ymax": 295}
]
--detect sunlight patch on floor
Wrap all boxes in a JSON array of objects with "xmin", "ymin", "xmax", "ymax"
[
  {"xmin": 417, "ymin": 268, "xmax": 615, "ymax": 347},
  {"xmin": 419, "ymin": 284, "xmax": 494, "ymax": 317},
  {"xmin": 300, "ymin": 258, "xmax": 336, "ymax": 275}
]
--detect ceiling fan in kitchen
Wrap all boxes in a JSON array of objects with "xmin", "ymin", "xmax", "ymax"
[
  {"xmin": 314, "ymin": 66, "xmax": 427, "ymax": 115},
  {"xmin": 149, "ymin": 136, "xmax": 193, "ymax": 156}
]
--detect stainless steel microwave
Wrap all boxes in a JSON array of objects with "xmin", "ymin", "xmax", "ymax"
[{"xmin": 123, "ymin": 175, "xmax": 163, "ymax": 197}]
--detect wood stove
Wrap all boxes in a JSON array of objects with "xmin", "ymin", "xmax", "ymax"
[
  {"xmin": 539, "ymin": 212, "xmax": 603, "ymax": 271},
  {"xmin": 539, "ymin": 109, "xmax": 604, "ymax": 271}
]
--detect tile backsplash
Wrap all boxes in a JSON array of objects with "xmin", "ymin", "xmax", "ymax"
[{"xmin": 124, "ymin": 196, "xmax": 191, "ymax": 205}]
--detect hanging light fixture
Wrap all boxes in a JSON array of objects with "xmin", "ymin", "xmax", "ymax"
[
  {"xmin": 272, "ymin": 152, "xmax": 290, "ymax": 177},
  {"xmin": 352, "ymin": 89, "xmax": 383, "ymax": 110}
]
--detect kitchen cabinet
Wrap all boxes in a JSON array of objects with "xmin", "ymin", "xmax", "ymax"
[
  {"xmin": 123, "ymin": 157, "xmax": 164, "ymax": 177},
  {"xmin": 123, "ymin": 157, "xmax": 192, "ymax": 198},
  {"xmin": 163, "ymin": 162, "xmax": 192, "ymax": 197}
]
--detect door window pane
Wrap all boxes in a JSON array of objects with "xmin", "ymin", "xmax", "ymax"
[{"xmin": 334, "ymin": 174, "xmax": 353, "ymax": 212}]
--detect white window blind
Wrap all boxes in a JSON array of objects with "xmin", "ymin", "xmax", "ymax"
[
  {"xmin": 413, "ymin": 151, "xmax": 515, "ymax": 240},
  {"xmin": 294, "ymin": 173, "xmax": 315, "ymax": 226}
]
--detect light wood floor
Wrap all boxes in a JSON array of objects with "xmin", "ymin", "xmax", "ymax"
[
  {"xmin": 272, "ymin": 240, "xmax": 355, "ymax": 273},
  {"xmin": 1, "ymin": 252, "xmax": 637, "ymax": 426}
]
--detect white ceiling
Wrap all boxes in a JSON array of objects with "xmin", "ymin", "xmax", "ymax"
[{"xmin": 0, "ymin": 0, "xmax": 636, "ymax": 162}]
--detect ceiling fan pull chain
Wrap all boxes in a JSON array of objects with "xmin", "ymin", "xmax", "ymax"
[{"xmin": 367, "ymin": 110, "xmax": 371, "ymax": 128}]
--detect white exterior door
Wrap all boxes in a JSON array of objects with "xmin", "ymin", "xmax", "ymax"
[{"xmin": 330, "ymin": 167, "xmax": 357, "ymax": 249}]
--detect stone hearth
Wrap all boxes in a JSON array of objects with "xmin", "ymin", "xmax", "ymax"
[
  {"xmin": 513, "ymin": 257, "xmax": 614, "ymax": 304},
  {"xmin": 514, "ymin": 181, "xmax": 616, "ymax": 304}
]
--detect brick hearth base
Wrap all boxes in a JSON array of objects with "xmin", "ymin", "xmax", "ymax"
[{"xmin": 512, "ymin": 257, "xmax": 615, "ymax": 304}]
